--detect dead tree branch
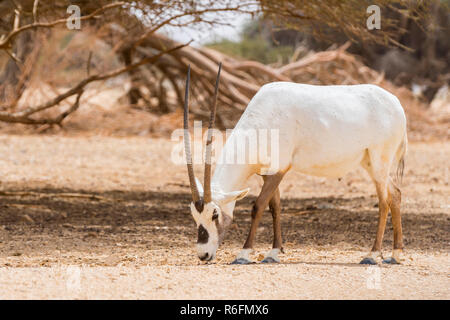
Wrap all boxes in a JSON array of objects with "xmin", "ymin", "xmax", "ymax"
[
  {"xmin": 0, "ymin": 2, "xmax": 125, "ymax": 50},
  {"xmin": 0, "ymin": 41, "xmax": 189, "ymax": 124}
]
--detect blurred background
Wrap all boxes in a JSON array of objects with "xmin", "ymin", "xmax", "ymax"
[{"xmin": 0, "ymin": 0, "xmax": 448, "ymax": 140}]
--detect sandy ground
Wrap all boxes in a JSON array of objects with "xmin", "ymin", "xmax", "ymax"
[{"xmin": 0, "ymin": 135, "xmax": 448, "ymax": 299}]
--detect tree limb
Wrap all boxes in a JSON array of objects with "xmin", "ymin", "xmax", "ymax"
[
  {"xmin": 0, "ymin": 41, "xmax": 189, "ymax": 124},
  {"xmin": 0, "ymin": 1, "xmax": 125, "ymax": 50}
]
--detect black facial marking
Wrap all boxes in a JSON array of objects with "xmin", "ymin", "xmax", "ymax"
[
  {"xmin": 212, "ymin": 209, "xmax": 218, "ymax": 221},
  {"xmin": 197, "ymin": 224, "xmax": 209, "ymax": 244},
  {"xmin": 199, "ymin": 253, "xmax": 210, "ymax": 261},
  {"xmin": 195, "ymin": 199, "xmax": 204, "ymax": 212}
]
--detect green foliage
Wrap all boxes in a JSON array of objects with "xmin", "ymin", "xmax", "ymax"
[
  {"xmin": 206, "ymin": 19, "xmax": 294, "ymax": 64},
  {"xmin": 207, "ymin": 37, "xmax": 293, "ymax": 64},
  {"xmin": 60, "ymin": 33, "xmax": 76, "ymax": 50}
]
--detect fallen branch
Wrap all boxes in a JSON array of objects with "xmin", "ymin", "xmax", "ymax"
[{"xmin": 0, "ymin": 41, "xmax": 189, "ymax": 124}]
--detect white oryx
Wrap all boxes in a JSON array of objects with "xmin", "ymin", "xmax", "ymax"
[{"xmin": 183, "ymin": 63, "xmax": 407, "ymax": 265}]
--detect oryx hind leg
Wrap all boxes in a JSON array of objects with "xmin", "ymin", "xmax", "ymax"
[
  {"xmin": 383, "ymin": 178, "xmax": 403, "ymax": 264},
  {"xmin": 231, "ymin": 171, "xmax": 286, "ymax": 265},
  {"xmin": 359, "ymin": 146, "xmax": 394, "ymax": 265}
]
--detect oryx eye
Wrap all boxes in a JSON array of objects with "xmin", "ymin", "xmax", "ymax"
[{"xmin": 212, "ymin": 209, "xmax": 218, "ymax": 221}]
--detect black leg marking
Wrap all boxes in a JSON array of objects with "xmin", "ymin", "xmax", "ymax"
[
  {"xmin": 261, "ymin": 257, "xmax": 279, "ymax": 264},
  {"xmin": 360, "ymin": 257, "xmax": 377, "ymax": 265},
  {"xmin": 230, "ymin": 258, "xmax": 253, "ymax": 265},
  {"xmin": 382, "ymin": 257, "xmax": 400, "ymax": 265}
]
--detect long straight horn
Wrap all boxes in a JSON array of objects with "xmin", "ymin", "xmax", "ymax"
[
  {"xmin": 183, "ymin": 65, "xmax": 201, "ymax": 207},
  {"xmin": 203, "ymin": 62, "xmax": 222, "ymax": 203}
]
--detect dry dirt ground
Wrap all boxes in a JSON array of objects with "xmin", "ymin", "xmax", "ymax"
[{"xmin": 0, "ymin": 135, "xmax": 448, "ymax": 299}]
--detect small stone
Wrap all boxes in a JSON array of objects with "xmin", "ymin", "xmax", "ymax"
[
  {"xmin": 21, "ymin": 214, "xmax": 34, "ymax": 223},
  {"xmin": 316, "ymin": 203, "xmax": 334, "ymax": 210},
  {"xmin": 83, "ymin": 232, "xmax": 97, "ymax": 239}
]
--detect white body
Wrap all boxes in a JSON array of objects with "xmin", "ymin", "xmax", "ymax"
[{"xmin": 212, "ymin": 82, "xmax": 406, "ymax": 215}]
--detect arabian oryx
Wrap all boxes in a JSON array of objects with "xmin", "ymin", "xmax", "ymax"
[{"xmin": 183, "ymin": 63, "xmax": 407, "ymax": 265}]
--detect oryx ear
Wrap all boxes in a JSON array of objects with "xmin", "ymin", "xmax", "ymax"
[
  {"xmin": 217, "ymin": 188, "xmax": 250, "ymax": 205},
  {"xmin": 194, "ymin": 177, "xmax": 204, "ymax": 196}
]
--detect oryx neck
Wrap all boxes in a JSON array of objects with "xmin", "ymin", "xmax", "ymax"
[{"xmin": 212, "ymin": 163, "xmax": 253, "ymax": 194}]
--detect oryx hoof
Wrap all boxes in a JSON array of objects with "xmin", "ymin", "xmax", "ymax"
[
  {"xmin": 382, "ymin": 257, "xmax": 400, "ymax": 265},
  {"xmin": 231, "ymin": 258, "xmax": 252, "ymax": 265},
  {"xmin": 359, "ymin": 257, "xmax": 377, "ymax": 265},
  {"xmin": 261, "ymin": 257, "xmax": 279, "ymax": 264}
]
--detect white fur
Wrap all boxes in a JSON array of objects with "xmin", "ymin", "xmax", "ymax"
[
  {"xmin": 236, "ymin": 249, "xmax": 252, "ymax": 261},
  {"xmin": 191, "ymin": 202, "xmax": 219, "ymax": 260},
  {"xmin": 367, "ymin": 251, "xmax": 383, "ymax": 259},
  {"xmin": 212, "ymin": 83, "xmax": 406, "ymax": 210},
  {"xmin": 264, "ymin": 248, "xmax": 280, "ymax": 262},
  {"xmin": 363, "ymin": 250, "xmax": 383, "ymax": 264},
  {"xmin": 391, "ymin": 249, "xmax": 402, "ymax": 261}
]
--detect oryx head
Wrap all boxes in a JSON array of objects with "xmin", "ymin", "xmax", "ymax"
[{"xmin": 183, "ymin": 64, "xmax": 249, "ymax": 262}]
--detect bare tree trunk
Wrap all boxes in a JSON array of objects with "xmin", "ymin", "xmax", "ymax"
[
  {"xmin": 0, "ymin": 29, "xmax": 35, "ymax": 106},
  {"xmin": 422, "ymin": 2, "xmax": 440, "ymax": 79},
  {"xmin": 120, "ymin": 47, "xmax": 145, "ymax": 105}
]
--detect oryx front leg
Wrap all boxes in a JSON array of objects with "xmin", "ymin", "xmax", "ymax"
[
  {"xmin": 231, "ymin": 172, "xmax": 286, "ymax": 265},
  {"xmin": 261, "ymin": 185, "xmax": 283, "ymax": 263}
]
